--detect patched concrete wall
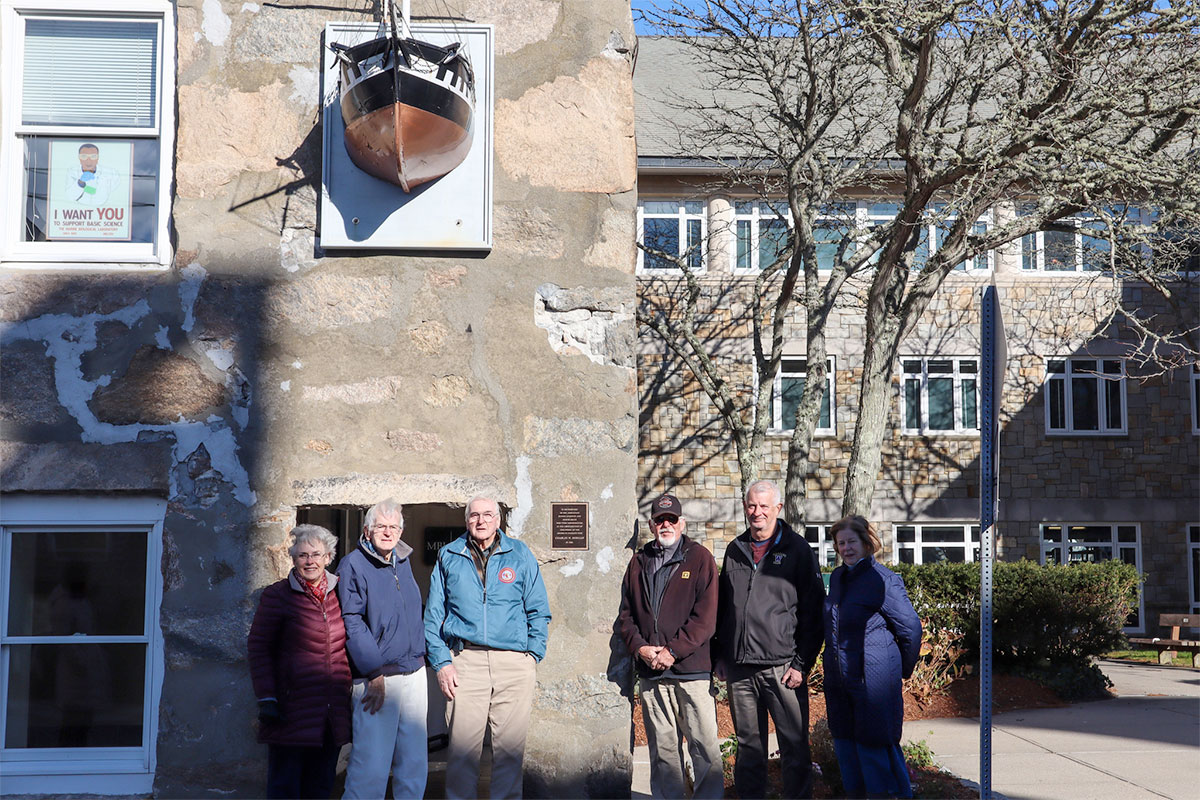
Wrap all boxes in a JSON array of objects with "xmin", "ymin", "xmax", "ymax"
[{"xmin": 2, "ymin": 0, "xmax": 638, "ymax": 796}]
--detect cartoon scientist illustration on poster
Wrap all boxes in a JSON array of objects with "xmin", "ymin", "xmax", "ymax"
[{"xmin": 47, "ymin": 140, "xmax": 133, "ymax": 241}]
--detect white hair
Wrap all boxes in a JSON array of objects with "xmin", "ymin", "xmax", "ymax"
[
  {"xmin": 464, "ymin": 495, "xmax": 501, "ymax": 523},
  {"xmin": 288, "ymin": 524, "xmax": 338, "ymax": 558},
  {"xmin": 364, "ymin": 498, "xmax": 404, "ymax": 532},
  {"xmin": 744, "ymin": 480, "xmax": 781, "ymax": 505}
]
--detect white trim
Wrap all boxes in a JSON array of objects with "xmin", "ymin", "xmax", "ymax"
[
  {"xmin": 899, "ymin": 355, "xmax": 981, "ymax": 436},
  {"xmin": 0, "ymin": 493, "xmax": 166, "ymax": 796},
  {"xmin": 0, "ymin": 0, "xmax": 175, "ymax": 268},
  {"xmin": 1038, "ymin": 521, "xmax": 1144, "ymax": 634},
  {"xmin": 637, "ymin": 197, "xmax": 707, "ymax": 274},
  {"xmin": 890, "ymin": 521, "xmax": 981, "ymax": 565},
  {"xmin": 802, "ymin": 523, "xmax": 837, "ymax": 568},
  {"xmin": 1044, "ymin": 357, "xmax": 1128, "ymax": 436},
  {"xmin": 1019, "ymin": 207, "xmax": 1151, "ymax": 274},
  {"xmin": 768, "ymin": 355, "xmax": 836, "ymax": 436}
]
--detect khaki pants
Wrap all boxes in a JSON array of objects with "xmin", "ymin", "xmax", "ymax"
[
  {"xmin": 639, "ymin": 677, "xmax": 724, "ymax": 799},
  {"xmin": 445, "ymin": 647, "xmax": 537, "ymax": 800}
]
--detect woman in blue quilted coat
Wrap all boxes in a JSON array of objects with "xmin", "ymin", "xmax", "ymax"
[{"xmin": 823, "ymin": 515, "xmax": 922, "ymax": 798}]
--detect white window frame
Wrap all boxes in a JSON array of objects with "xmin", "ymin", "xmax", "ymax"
[
  {"xmin": 732, "ymin": 200, "xmax": 789, "ymax": 273},
  {"xmin": 899, "ymin": 356, "xmax": 980, "ymax": 435},
  {"xmin": 891, "ymin": 522, "xmax": 980, "ymax": 565},
  {"xmin": 1039, "ymin": 522, "xmax": 1144, "ymax": 634},
  {"xmin": 1191, "ymin": 364, "xmax": 1200, "ymax": 436},
  {"xmin": 637, "ymin": 198, "xmax": 706, "ymax": 273},
  {"xmin": 1020, "ymin": 208, "xmax": 1150, "ymax": 274},
  {"xmin": 0, "ymin": 494, "xmax": 166, "ymax": 796},
  {"xmin": 1189, "ymin": 524, "xmax": 1200, "ymax": 615},
  {"xmin": 769, "ymin": 356, "xmax": 836, "ymax": 436},
  {"xmin": 863, "ymin": 202, "xmax": 993, "ymax": 272},
  {"xmin": 803, "ymin": 523, "xmax": 837, "ymax": 569},
  {"xmin": 0, "ymin": 0, "xmax": 175, "ymax": 270},
  {"xmin": 1044, "ymin": 357, "xmax": 1128, "ymax": 435}
]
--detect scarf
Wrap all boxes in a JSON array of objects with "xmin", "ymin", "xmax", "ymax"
[{"xmin": 298, "ymin": 569, "xmax": 328, "ymax": 605}]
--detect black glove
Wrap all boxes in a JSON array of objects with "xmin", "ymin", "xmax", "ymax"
[{"xmin": 257, "ymin": 699, "xmax": 282, "ymax": 724}]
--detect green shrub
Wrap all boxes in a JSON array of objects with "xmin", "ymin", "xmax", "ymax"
[
  {"xmin": 902, "ymin": 739, "xmax": 936, "ymax": 769},
  {"xmin": 892, "ymin": 560, "xmax": 1140, "ymax": 674}
]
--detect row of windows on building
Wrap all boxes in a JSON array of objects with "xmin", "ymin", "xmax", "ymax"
[
  {"xmin": 765, "ymin": 357, "xmax": 1200, "ymax": 437},
  {"xmin": 638, "ymin": 199, "xmax": 1194, "ymax": 274}
]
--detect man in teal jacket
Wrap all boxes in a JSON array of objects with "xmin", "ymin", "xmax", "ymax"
[{"xmin": 424, "ymin": 495, "xmax": 551, "ymax": 799}]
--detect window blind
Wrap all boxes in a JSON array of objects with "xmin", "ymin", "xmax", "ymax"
[{"xmin": 21, "ymin": 18, "xmax": 158, "ymax": 128}]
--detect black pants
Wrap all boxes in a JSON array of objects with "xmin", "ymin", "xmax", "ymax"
[
  {"xmin": 266, "ymin": 731, "xmax": 341, "ymax": 800},
  {"xmin": 728, "ymin": 662, "xmax": 813, "ymax": 799}
]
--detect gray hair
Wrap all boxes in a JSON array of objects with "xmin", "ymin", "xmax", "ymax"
[
  {"xmin": 288, "ymin": 524, "xmax": 338, "ymax": 558},
  {"xmin": 464, "ymin": 495, "xmax": 501, "ymax": 523},
  {"xmin": 364, "ymin": 498, "xmax": 404, "ymax": 532},
  {"xmin": 744, "ymin": 480, "xmax": 781, "ymax": 505}
]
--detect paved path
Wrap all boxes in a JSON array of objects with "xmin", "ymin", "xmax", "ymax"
[
  {"xmin": 901, "ymin": 660, "xmax": 1200, "ymax": 800},
  {"xmin": 632, "ymin": 661, "xmax": 1199, "ymax": 799}
]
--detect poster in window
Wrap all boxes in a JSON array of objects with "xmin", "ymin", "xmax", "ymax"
[{"xmin": 46, "ymin": 140, "xmax": 133, "ymax": 241}]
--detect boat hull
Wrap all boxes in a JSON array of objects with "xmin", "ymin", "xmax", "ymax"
[{"xmin": 339, "ymin": 44, "xmax": 474, "ymax": 191}]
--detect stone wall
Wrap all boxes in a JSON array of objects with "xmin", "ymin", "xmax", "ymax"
[{"xmin": 1, "ymin": 0, "xmax": 639, "ymax": 796}]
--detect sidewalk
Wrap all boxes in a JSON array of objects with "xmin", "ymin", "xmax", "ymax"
[
  {"xmin": 901, "ymin": 660, "xmax": 1200, "ymax": 800},
  {"xmin": 632, "ymin": 661, "xmax": 1199, "ymax": 799}
]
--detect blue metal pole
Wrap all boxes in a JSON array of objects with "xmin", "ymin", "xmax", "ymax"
[{"xmin": 978, "ymin": 285, "xmax": 1002, "ymax": 800}]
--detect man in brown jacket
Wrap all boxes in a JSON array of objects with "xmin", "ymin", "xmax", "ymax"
[{"xmin": 617, "ymin": 493, "xmax": 722, "ymax": 799}]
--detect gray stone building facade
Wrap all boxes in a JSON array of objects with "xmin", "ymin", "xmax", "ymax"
[
  {"xmin": 634, "ymin": 37, "xmax": 1200, "ymax": 634},
  {"xmin": 1, "ymin": 1, "xmax": 639, "ymax": 796}
]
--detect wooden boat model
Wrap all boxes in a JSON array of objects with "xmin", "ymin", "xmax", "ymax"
[{"xmin": 331, "ymin": 2, "xmax": 475, "ymax": 192}]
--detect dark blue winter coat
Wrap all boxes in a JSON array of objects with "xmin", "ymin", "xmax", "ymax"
[
  {"xmin": 337, "ymin": 538, "xmax": 426, "ymax": 678},
  {"xmin": 822, "ymin": 555, "xmax": 922, "ymax": 748}
]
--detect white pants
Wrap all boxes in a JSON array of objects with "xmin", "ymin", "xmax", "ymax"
[{"xmin": 344, "ymin": 670, "xmax": 429, "ymax": 800}]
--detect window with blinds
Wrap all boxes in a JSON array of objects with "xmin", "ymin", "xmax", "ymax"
[
  {"xmin": 21, "ymin": 19, "xmax": 159, "ymax": 129},
  {"xmin": 1, "ymin": 3, "xmax": 172, "ymax": 267}
]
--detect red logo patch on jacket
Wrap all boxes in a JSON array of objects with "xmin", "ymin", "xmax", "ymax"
[{"xmin": 498, "ymin": 567, "xmax": 516, "ymax": 584}]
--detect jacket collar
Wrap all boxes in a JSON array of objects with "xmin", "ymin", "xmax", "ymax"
[
  {"xmin": 358, "ymin": 535, "xmax": 414, "ymax": 566},
  {"xmin": 447, "ymin": 529, "xmax": 514, "ymax": 557},
  {"xmin": 288, "ymin": 569, "xmax": 338, "ymax": 593},
  {"xmin": 738, "ymin": 517, "xmax": 796, "ymax": 547},
  {"xmin": 843, "ymin": 554, "xmax": 875, "ymax": 575},
  {"xmin": 640, "ymin": 533, "xmax": 692, "ymax": 563}
]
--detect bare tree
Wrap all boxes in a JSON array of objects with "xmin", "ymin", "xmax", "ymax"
[{"xmin": 636, "ymin": 0, "xmax": 1200, "ymax": 519}]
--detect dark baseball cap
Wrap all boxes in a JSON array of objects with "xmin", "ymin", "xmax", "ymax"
[{"xmin": 650, "ymin": 493, "xmax": 682, "ymax": 519}]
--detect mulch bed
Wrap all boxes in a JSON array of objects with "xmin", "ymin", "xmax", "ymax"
[
  {"xmin": 632, "ymin": 673, "xmax": 1069, "ymax": 799},
  {"xmin": 632, "ymin": 672, "xmax": 1066, "ymax": 746}
]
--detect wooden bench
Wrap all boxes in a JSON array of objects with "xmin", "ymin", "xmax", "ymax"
[{"xmin": 1128, "ymin": 614, "xmax": 1200, "ymax": 667}]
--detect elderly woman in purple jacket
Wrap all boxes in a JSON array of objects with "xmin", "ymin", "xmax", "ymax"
[
  {"xmin": 823, "ymin": 515, "xmax": 922, "ymax": 799},
  {"xmin": 248, "ymin": 525, "xmax": 352, "ymax": 799}
]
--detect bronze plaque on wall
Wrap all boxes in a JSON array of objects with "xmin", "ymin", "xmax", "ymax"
[{"xmin": 551, "ymin": 502, "xmax": 589, "ymax": 550}]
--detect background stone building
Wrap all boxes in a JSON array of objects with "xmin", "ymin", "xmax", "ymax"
[
  {"xmin": 634, "ymin": 36, "xmax": 1200, "ymax": 633},
  {"xmin": 1, "ymin": 0, "xmax": 639, "ymax": 795}
]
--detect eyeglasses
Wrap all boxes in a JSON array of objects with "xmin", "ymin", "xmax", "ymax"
[
  {"xmin": 652, "ymin": 515, "xmax": 679, "ymax": 526},
  {"xmin": 370, "ymin": 524, "xmax": 401, "ymax": 533},
  {"xmin": 467, "ymin": 512, "xmax": 498, "ymax": 522},
  {"xmin": 294, "ymin": 551, "xmax": 328, "ymax": 562}
]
